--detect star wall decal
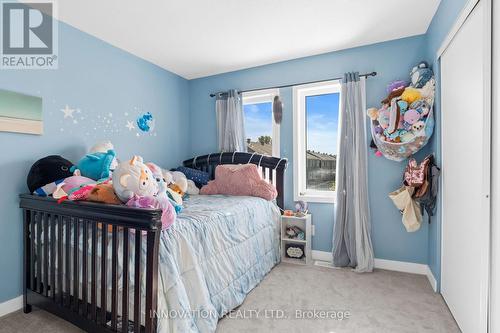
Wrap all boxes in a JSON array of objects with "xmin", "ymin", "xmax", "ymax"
[
  {"xmin": 126, "ymin": 120, "xmax": 135, "ymax": 131},
  {"xmin": 61, "ymin": 105, "xmax": 75, "ymax": 118}
]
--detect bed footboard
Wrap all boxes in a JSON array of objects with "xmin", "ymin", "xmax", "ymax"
[{"xmin": 20, "ymin": 194, "xmax": 162, "ymax": 333}]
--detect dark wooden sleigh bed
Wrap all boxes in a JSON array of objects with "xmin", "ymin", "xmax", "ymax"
[{"xmin": 20, "ymin": 152, "xmax": 287, "ymax": 333}]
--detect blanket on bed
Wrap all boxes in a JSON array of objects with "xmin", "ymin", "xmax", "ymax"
[{"xmin": 156, "ymin": 195, "xmax": 281, "ymax": 332}]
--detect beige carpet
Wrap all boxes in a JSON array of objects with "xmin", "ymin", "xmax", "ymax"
[{"xmin": 0, "ymin": 263, "xmax": 459, "ymax": 333}]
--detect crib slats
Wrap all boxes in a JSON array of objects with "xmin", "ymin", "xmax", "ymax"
[
  {"xmin": 43, "ymin": 214, "xmax": 49, "ymax": 296},
  {"xmin": 122, "ymin": 227, "xmax": 130, "ymax": 333},
  {"xmin": 91, "ymin": 223, "xmax": 97, "ymax": 321},
  {"xmin": 73, "ymin": 218, "xmax": 80, "ymax": 313},
  {"xmin": 145, "ymin": 231, "xmax": 159, "ymax": 333},
  {"xmin": 30, "ymin": 210, "xmax": 35, "ymax": 293},
  {"xmin": 23, "ymin": 209, "xmax": 30, "ymax": 313},
  {"xmin": 111, "ymin": 225, "xmax": 118, "ymax": 330},
  {"xmin": 50, "ymin": 215, "xmax": 56, "ymax": 299},
  {"xmin": 100, "ymin": 223, "xmax": 108, "ymax": 326},
  {"xmin": 82, "ymin": 221, "xmax": 88, "ymax": 317},
  {"xmin": 57, "ymin": 216, "xmax": 63, "ymax": 305},
  {"xmin": 20, "ymin": 195, "xmax": 164, "ymax": 333},
  {"xmin": 134, "ymin": 231, "xmax": 142, "ymax": 333},
  {"xmin": 65, "ymin": 217, "xmax": 71, "ymax": 307},
  {"xmin": 36, "ymin": 212, "xmax": 42, "ymax": 293}
]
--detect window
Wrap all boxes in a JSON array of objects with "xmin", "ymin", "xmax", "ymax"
[
  {"xmin": 293, "ymin": 80, "xmax": 341, "ymax": 203},
  {"xmin": 242, "ymin": 88, "xmax": 280, "ymax": 157}
]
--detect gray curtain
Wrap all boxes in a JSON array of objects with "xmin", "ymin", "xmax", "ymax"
[
  {"xmin": 216, "ymin": 89, "xmax": 246, "ymax": 152},
  {"xmin": 332, "ymin": 72, "xmax": 374, "ymax": 272}
]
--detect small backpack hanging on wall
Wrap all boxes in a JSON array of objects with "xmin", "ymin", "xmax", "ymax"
[
  {"xmin": 403, "ymin": 154, "xmax": 441, "ymax": 223},
  {"xmin": 367, "ymin": 62, "xmax": 436, "ymax": 161}
]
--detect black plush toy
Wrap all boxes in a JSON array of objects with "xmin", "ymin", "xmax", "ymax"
[{"xmin": 27, "ymin": 155, "xmax": 74, "ymax": 194}]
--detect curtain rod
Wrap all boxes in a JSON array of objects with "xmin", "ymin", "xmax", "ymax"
[{"xmin": 209, "ymin": 71, "xmax": 377, "ymax": 97}]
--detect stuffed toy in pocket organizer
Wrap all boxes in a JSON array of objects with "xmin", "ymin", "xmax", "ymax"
[{"xmin": 367, "ymin": 62, "xmax": 435, "ymax": 161}]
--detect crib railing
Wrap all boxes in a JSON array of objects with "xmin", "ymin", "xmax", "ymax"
[{"xmin": 20, "ymin": 194, "xmax": 162, "ymax": 333}]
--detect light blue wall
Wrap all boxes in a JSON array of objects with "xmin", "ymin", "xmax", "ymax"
[
  {"xmin": 189, "ymin": 35, "xmax": 431, "ymax": 262},
  {"xmin": 425, "ymin": 0, "xmax": 470, "ymax": 289},
  {"xmin": 0, "ymin": 22, "xmax": 190, "ymax": 303}
]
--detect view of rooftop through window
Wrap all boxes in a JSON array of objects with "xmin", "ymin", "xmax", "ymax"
[
  {"xmin": 243, "ymin": 102, "xmax": 273, "ymax": 156},
  {"xmin": 305, "ymin": 93, "xmax": 340, "ymax": 191}
]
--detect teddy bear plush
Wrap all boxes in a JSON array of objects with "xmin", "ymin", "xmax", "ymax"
[{"xmin": 112, "ymin": 156, "xmax": 158, "ymax": 203}]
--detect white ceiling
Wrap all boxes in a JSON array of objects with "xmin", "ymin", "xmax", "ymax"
[{"xmin": 48, "ymin": 0, "xmax": 441, "ymax": 79}]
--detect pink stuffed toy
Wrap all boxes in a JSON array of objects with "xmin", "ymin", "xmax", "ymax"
[
  {"xmin": 200, "ymin": 164, "xmax": 277, "ymax": 201},
  {"xmin": 126, "ymin": 195, "xmax": 175, "ymax": 230},
  {"xmin": 53, "ymin": 175, "xmax": 96, "ymax": 199},
  {"xmin": 403, "ymin": 109, "xmax": 421, "ymax": 125}
]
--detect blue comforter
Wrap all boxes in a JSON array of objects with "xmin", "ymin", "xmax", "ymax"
[{"xmin": 156, "ymin": 195, "xmax": 281, "ymax": 332}]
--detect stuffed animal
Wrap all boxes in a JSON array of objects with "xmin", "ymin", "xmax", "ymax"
[
  {"xmin": 366, "ymin": 107, "xmax": 379, "ymax": 121},
  {"xmin": 412, "ymin": 121, "xmax": 425, "ymax": 135},
  {"xmin": 146, "ymin": 162, "xmax": 182, "ymax": 213},
  {"xmin": 52, "ymin": 175, "xmax": 96, "ymax": 199},
  {"xmin": 71, "ymin": 149, "xmax": 116, "ymax": 181},
  {"xmin": 377, "ymin": 107, "xmax": 391, "ymax": 129},
  {"xmin": 126, "ymin": 195, "xmax": 176, "ymax": 230},
  {"xmin": 401, "ymin": 88, "xmax": 422, "ymax": 104},
  {"xmin": 387, "ymin": 98, "xmax": 400, "ymax": 134},
  {"xmin": 410, "ymin": 62, "xmax": 433, "ymax": 88},
  {"xmin": 88, "ymin": 141, "xmax": 118, "ymax": 170},
  {"xmin": 400, "ymin": 131, "xmax": 416, "ymax": 143},
  {"xmin": 418, "ymin": 78, "xmax": 435, "ymax": 103},
  {"xmin": 112, "ymin": 156, "xmax": 158, "ymax": 203},
  {"xmin": 27, "ymin": 155, "xmax": 74, "ymax": 195},
  {"xmin": 381, "ymin": 86, "xmax": 405, "ymax": 105},
  {"xmin": 411, "ymin": 100, "xmax": 431, "ymax": 117},
  {"xmin": 386, "ymin": 80, "xmax": 408, "ymax": 94},
  {"xmin": 397, "ymin": 100, "xmax": 408, "ymax": 113},
  {"xmin": 403, "ymin": 109, "xmax": 422, "ymax": 125},
  {"xmin": 186, "ymin": 180, "xmax": 200, "ymax": 195},
  {"xmin": 167, "ymin": 171, "xmax": 188, "ymax": 195},
  {"xmin": 86, "ymin": 183, "xmax": 122, "ymax": 205}
]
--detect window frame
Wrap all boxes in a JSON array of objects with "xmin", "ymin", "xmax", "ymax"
[
  {"xmin": 293, "ymin": 80, "xmax": 341, "ymax": 203},
  {"xmin": 242, "ymin": 88, "xmax": 281, "ymax": 157}
]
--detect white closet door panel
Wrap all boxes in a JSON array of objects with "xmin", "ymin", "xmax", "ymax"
[{"xmin": 441, "ymin": 1, "xmax": 490, "ymax": 332}]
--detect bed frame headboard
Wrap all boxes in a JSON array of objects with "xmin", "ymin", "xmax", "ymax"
[{"xmin": 183, "ymin": 152, "xmax": 288, "ymax": 210}]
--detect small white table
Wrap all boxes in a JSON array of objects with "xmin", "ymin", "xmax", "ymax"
[{"xmin": 280, "ymin": 214, "xmax": 312, "ymax": 265}]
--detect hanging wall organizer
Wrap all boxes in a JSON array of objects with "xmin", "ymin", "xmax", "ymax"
[{"xmin": 367, "ymin": 62, "xmax": 435, "ymax": 161}]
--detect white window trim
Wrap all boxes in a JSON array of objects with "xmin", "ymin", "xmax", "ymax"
[
  {"xmin": 242, "ymin": 88, "xmax": 280, "ymax": 157},
  {"xmin": 293, "ymin": 80, "xmax": 341, "ymax": 203}
]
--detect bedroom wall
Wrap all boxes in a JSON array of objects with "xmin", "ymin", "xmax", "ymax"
[
  {"xmin": 188, "ymin": 35, "xmax": 431, "ymax": 264},
  {"xmin": 424, "ymin": 0, "xmax": 471, "ymax": 289},
  {"xmin": 0, "ymin": 22, "xmax": 190, "ymax": 303}
]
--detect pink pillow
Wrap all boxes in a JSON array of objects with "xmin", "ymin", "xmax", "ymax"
[{"xmin": 200, "ymin": 164, "xmax": 277, "ymax": 201}]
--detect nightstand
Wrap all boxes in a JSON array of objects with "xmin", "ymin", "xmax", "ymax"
[{"xmin": 280, "ymin": 214, "xmax": 312, "ymax": 265}]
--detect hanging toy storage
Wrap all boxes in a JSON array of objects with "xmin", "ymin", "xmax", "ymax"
[{"xmin": 367, "ymin": 62, "xmax": 436, "ymax": 162}]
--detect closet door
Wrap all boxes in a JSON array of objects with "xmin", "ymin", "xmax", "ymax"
[{"xmin": 440, "ymin": 1, "xmax": 491, "ymax": 332}]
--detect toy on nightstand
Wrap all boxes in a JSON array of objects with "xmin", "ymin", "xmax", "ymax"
[
  {"xmin": 294, "ymin": 200, "xmax": 308, "ymax": 217},
  {"xmin": 285, "ymin": 225, "xmax": 305, "ymax": 240}
]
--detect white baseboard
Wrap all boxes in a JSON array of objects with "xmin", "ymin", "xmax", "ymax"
[
  {"xmin": 426, "ymin": 266, "xmax": 438, "ymax": 292},
  {"xmin": 312, "ymin": 250, "xmax": 438, "ymax": 292},
  {"xmin": 0, "ymin": 295, "xmax": 23, "ymax": 318}
]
